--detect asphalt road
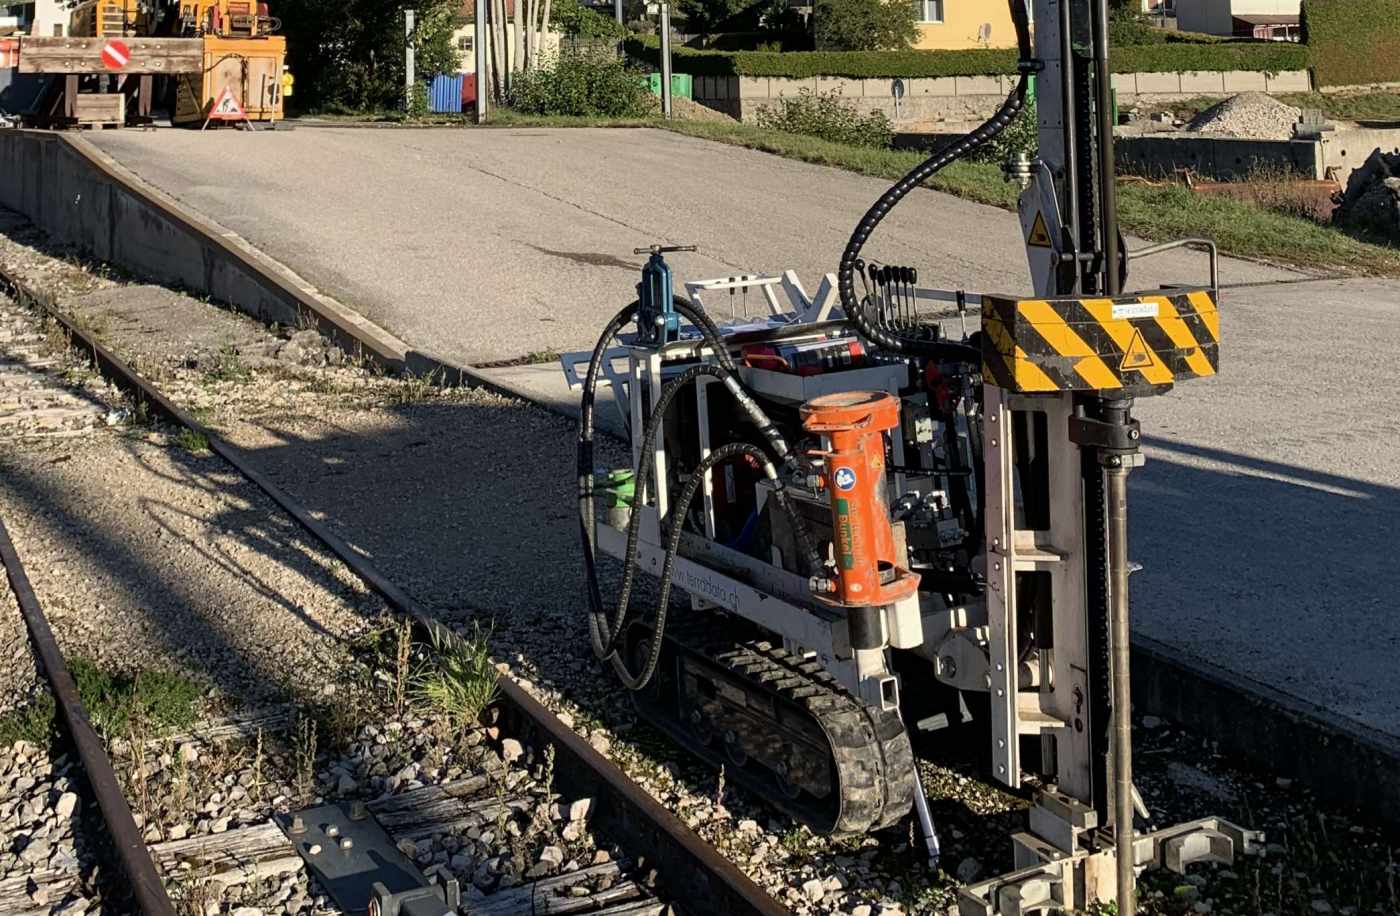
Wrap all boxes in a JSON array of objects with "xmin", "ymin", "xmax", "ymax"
[
  {"xmin": 89, "ymin": 126, "xmax": 1400, "ymax": 740},
  {"xmin": 89, "ymin": 126, "xmax": 1289, "ymax": 363}
]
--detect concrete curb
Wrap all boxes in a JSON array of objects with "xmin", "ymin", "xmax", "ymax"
[{"xmin": 1, "ymin": 126, "xmax": 1394, "ymax": 830}]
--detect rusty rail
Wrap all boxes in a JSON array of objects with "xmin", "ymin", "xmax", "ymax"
[
  {"xmin": 0, "ymin": 263, "xmax": 791, "ymax": 916},
  {"xmin": 0, "ymin": 514, "xmax": 179, "ymax": 916}
]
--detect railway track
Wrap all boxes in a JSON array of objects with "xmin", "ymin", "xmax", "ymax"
[
  {"xmin": 2, "ymin": 209, "xmax": 1398, "ymax": 916},
  {"xmin": 0, "ymin": 277, "xmax": 785, "ymax": 915}
]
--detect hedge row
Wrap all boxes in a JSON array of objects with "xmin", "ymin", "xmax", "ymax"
[
  {"xmin": 1302, "ymin": 0, "xmax": 1400, "ymax": 86},
  {"xmin": 623, "ymin": 39, "xmax": 1309, "ymax": 80}
]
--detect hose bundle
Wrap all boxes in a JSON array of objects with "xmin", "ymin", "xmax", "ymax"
[{"xmin": 836, "ymin": 0, "xmax": 1035, "ymax": 362}]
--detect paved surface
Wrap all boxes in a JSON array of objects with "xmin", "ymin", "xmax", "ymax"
[
  {"xmin": 89, "ymin": 127, "xmax": 1289, "ymax": 363},
  {"xmin": 86, "ymin": 126, "xmax": 1400, "ymax": 740}
]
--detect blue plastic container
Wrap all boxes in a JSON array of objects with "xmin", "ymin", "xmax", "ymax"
[{"xmin": 429, "ymin": 74, "xmax": 464, "ymax": 113}]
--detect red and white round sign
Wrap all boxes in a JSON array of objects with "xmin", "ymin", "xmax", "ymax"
[{"xmin": 100, "ymin": 39, "xmax": 130, "ymax": 71}]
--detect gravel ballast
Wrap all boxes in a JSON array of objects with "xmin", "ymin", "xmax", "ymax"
[{"xmin": 2, "ymin": 208, "xmax": 1398, "ymax": 915}]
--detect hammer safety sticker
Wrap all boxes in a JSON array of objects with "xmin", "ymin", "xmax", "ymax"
[
  {"xmin": 1119, "ymin": 329, "xmax": 1154, "ymax": 371},
  {"xmin": 1026, "ymin": 212, "xmax": 1053, "ymax": 248},
  {"xmin": 834, "ymin": 467, "xmax": 858, "ymax": 491}
]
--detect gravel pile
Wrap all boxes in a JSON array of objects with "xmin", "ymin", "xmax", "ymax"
[
  {"xmin": 0, "ymin": 739, "xmax": 105, "ymax": 915},
  {"xmin": 1186, "ymin": 92, "xmax": 1303, "ymax": 140}
]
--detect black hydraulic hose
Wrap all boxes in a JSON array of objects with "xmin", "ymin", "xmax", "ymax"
[
  {"xmin": 579, "ymin": 303, "xmax": 640, "ymax": 665},
  {"xmin": 836, "ymin": 0, "xmax": 1035, "ymax": 360},
  {"xmin": 578, "ymin": 300, "xmax": 825, "ymax": 691},
  {"xmin": 624, "ymin": 442, "xmax": 789, "ymax": 690}
]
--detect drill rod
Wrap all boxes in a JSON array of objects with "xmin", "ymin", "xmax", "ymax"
[{"xmin": 1107, "ymin": 460, "xmax": 1135, "ymax": 914}]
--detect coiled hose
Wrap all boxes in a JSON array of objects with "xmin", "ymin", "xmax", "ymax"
[
  {"xmin": 578, "ymin": 298, "xmax": 822, "ymax": 690},
  {"xmin": 836, "ymin": 0, "xmax": 1035, "ymax": 362}
]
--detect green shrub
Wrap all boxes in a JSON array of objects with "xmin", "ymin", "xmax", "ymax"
[
  {"xmin": 508, "ymin": 51, "xmax": 654, "ymax": 117},
  {"xmin": 69, "ymin": 657, "xmax": 201, "ymax": 738},
  {"xmin": 1302, "ymin": 0, "xmax": 1400, "ymax": 87},
  {"xmin": 552, "ymin": 0, "xmax": 628, "ymax": 38},
  {"xmin": 755, "ymin": 88, "xmax": 894, "ymax": 148},
  {"xmin": 624, "ymin": 39, "xmax": 1307, "ymax": 79},
  {"xmin": 813, "ymin": 0, "xmax": 917, "ymax": 51},
  {"xmin": 408, "ymin": 81, "xmax": 430, "ymax": 118},
  {"xmin": 973, "ymin": 96, "xmax": 1037, "ymax": 165},
  {"xmin": 1109, "ymin": 10, "xmax": 1168, "ymax": 46}
]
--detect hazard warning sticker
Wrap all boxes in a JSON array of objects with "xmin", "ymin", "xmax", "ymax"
[
  {"xmin": 1119, "ymin": 329, "xmax": 1154, "ymax": 371},
  {"xmin": 1026, "ymin": 211, "xmax": 1053, "ymax": 248}
]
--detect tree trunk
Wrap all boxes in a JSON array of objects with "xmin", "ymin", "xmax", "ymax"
[
  {"xmin": 513, "ymin": 0, "xmax": 525, "ymax": 73},
  {"xmin": 489, "ymin": 0, "xmax": 508, "ymax": 99},
  {"xmin": 537, "ymin": 0, "xmax": 552, "ymax": 67}
]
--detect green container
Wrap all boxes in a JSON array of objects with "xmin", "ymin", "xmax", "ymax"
[{"xmin": 645, "ymin": 72, "xmax": 693, "ymax": 100}]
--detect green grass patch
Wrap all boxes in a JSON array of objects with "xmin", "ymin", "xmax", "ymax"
[
  {"xmin": 411, "ymin": 624, "xmax": 498, "ymax": 728},
  {"xmin": 1279, "ymin": 91, "xmax": 1400, "ymax": 122},
  {"xmin": 0, "ymin": 694, "xmax": 57, "ymax": 746},
  {"xmin": 482, "ymin": 113, "xmax": 1400, "ymax": 276},
  {"xmin": 203, "ymin": 344, "xmax": 251, "ymax": 384},
  {"xmin": 172, "ymin": 427, "xmax": 210, "ymax": 454},
  {"xmin": 69, "ymin": 657, "xmax": 202, "ymax": 739}
]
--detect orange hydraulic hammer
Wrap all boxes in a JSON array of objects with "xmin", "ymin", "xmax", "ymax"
[{"xmin": 801, "ymin": 391, "xmax": 919, "ymax": 650}]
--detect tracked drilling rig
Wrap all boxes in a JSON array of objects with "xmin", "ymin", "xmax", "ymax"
[{"xmin": 568, "ymin": 0, "xmax": 1257, "ymax": 912}]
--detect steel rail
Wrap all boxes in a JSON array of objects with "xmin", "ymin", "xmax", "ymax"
[
  {"xmin": 0, "ymin": 267, "xmax": 791, "ymax": 916},
  {"xmin": 0, "ymin": 514, "xmax": 179, "ymax": 916}
]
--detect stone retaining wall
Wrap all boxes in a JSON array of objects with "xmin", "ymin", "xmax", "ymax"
[{"xmin": 695, "ymin": 69, "xmax": 1313, "ymax": 125}]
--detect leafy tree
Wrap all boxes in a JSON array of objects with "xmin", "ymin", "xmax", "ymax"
[
  {"xmin": 552, "ymin": 0, "xmax": 627, "ymax": 38},
  {"xmin": 814, "ymin": 0, "xmax": 916, "ymax": 51},
  {"xmin": 678, "ymin": 0, "xmax": 748, "ymax": 33},
  {"xmin": 275, "ymin": 0, "xmax": 460, "ymax": 112}
]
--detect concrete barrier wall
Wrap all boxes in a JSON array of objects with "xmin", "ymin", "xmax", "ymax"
[
  {"xmin": 1117, "ymin": 135, "xmax": 1325, "ymax": 181},
  {"xmin": 695, "ymin": 69, "xmax": 1313, "ymax": 125},
  {"xmin": 0, "ymin": 129, "xmax": 413, "ymax": 368}
]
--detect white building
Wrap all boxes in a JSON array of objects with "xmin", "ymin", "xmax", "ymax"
[
  {"xmin": 1175, "ymin": 0, "xmax": 1301, "ymax": 40},
  {"xmin": 1, "ymin": 0, "xmax": 72, "ymax": 37}
]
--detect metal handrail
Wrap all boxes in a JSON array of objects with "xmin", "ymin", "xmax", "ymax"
[{"xmin": 1127, "ymin": 237, "xmax": 1220, "ymax": 292}]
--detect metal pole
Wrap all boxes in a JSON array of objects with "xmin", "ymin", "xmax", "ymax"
[
  {"xmin": 0, "ymin": 517, "xmax": 179, "ymax": 916},
  {"xmin": 404, "ymin": 8, "xmax": 416, "ymax": 111},
  {"xmin": 1106, "ymin": 455, "xmax": 1135, "ymax": 916},
  {"xmin": 474, "ymin": 0, "xmax": 489, "ymax": 122},
  {"xmin": 614, "ymin": 0, "xmax": 623, "ymax": 25},
  {"xmin": 660, "ymin": 3, "xmax": 672, "ymax": 119},
  {"xmin": 1091, "ymin": 0, "xmax": 1120, "ymax": 295}
]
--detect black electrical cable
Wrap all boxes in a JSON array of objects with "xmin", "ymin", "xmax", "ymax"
[{"xmin": 836, "ymin": 0, "xmax": 1035, "ymax": 361}]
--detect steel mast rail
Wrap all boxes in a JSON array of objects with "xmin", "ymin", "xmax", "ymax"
[{"xmin": 0, "ymin": 516, "xmax": 180, "ymax": 916}]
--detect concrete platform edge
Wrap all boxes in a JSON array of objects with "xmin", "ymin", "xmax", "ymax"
[{"xmin": 2, "ymin": 126, "xmax": 1394, "ymax": 830}]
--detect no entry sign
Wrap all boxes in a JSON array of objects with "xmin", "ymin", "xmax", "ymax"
[{"xmin": 100, "ymin": 39, "xmax": 130, "ymax": 71}]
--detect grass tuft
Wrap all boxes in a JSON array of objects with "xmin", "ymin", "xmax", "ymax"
[
  {"xmin": 172, "ymin": 427, "xmax": 210, "ymax": 454},
  {"xmin": 411, "ymin": 623, "xmax": 499, "ymax": 728},
  {"xmin": 69, "ymin": 657, "xmax": 202, "ymax": 739},
  {"xmin": 0, "ymin": 694, "xmax": 57, "ymax": 746}
]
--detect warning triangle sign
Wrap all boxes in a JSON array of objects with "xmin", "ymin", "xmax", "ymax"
[
  {"xmin": 1027, "ymin": 212, "xmax": 1053, "ymax": 248},
  {"xmin": 1120, "ymin": 329, "xmax": 1154, "ymax": 371},
  {"xmin": 208, "ymin": 87, "xmax": 247, "ymax": 121}
]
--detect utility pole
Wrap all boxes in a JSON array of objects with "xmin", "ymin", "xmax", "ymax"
[
  {"xmin": 659, "ymin": 2, "xmax": 672, "ymax": 119},
  {"xmin": 474, "ymin": 0, "xmax": 489, "ymax": 122},
  {"xmin": 614, "ymin": 0, "xmax": 623, "ymax": 25},
  {"xmin": 404, "ymin": 8, "xmax": 416, "ymax": 111}
]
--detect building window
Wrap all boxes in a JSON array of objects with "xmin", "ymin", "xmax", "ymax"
[
  {"xmin": 914, "ymin": 0, "xmax": 943, "ymax": 23},
  {"xmin": 458, "ymin": 35, "xmax": 473, "ymax": 51}
]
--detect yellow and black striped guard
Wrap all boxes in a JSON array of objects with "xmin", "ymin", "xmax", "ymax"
[{"xmin": 981, "ymin": 289, "xmax": 1219, "ymax": 393}]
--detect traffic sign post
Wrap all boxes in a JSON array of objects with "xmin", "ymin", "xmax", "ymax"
[{"xmin": 201, "ymin": 86, "xmax": 254, "ymax": 131}]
